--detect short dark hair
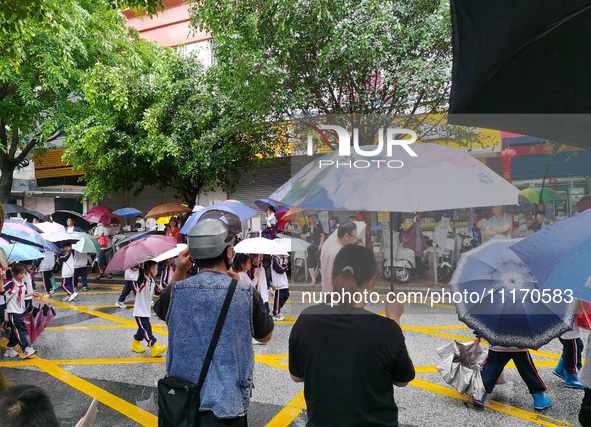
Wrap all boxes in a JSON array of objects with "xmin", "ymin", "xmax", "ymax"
[
  {"xmin": 337, "ymin": 221, "xmax": 357, "ymax": 238},
  {"xmin": 0, "ymin": 385, "xmax": 59, "ymax": 427},
  {"xmin": 67, "ymin": 217, "xmax": 76, "ymax": 222},
  {"xmin": 267, "ymin": 206, "xmax": 276, "ymax": 213},
  {"xmin": 196, "ymin": 246, "xmax": 232, "ymax": 269},
  {"xmin": 6, "ymin": 262, "xmax": 26, "ymax": 280},
  {"xmin": 232, "ymin": 253, "xmax": 251, "ymax": 272}
]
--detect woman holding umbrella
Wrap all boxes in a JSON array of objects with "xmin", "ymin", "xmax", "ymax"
[{"xmin": 164, "ymin": 217, "xmax": 181, "ymax": 243}]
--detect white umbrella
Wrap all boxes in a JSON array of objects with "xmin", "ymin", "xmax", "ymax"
[
  {"xmin": 152, "ymin": 244, "xmax": 188, "ymax": 263},
  {"xmin": 274, "ymin": 237, "xmax": 310, "ymax": 253},
  {"xmin": 323, "ymin": 221, "xmax": 367, "ymax": 247},
  {"xmin": 44, "ymin": 232, "xmax": 80, "ymax": 244},
  {"xmin": 35, "ymin": 222, "xmax": 66, "ymax": 234},
  {"xmin": 269, "ymin": 143, "xmax": 519, "ymax": 211},
  {"xmin": 234, "ymin": 237, "xmax": 289, "ymax": 256}
]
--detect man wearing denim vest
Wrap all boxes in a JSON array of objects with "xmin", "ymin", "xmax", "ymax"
[{"xmin": 155, "ymin": 218, "xmax": 274, "ymax": 426}]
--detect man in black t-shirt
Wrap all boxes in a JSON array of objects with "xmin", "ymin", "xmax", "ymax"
[
  {"xmin": 301, "ymin": 214, "xmax": 325, "ymax": 286},
  {"xmin": 289, "ymin": 304, "xmax": 414, "ymax": 427}
]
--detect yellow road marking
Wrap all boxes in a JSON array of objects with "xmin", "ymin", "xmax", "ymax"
[
  {"xmin": 34, "ymin": 359, "xmax": 157, "ymax": 426},
  {"xmin": 266, "ymin": 390, "xmax": 306, "ymax": 427},
  {"xmin": 410, "ymin": 378, "xmax": 573, "ymax": 427},
  {"xmin": 255, "ymin": 355, "xmax": 290, "ymax": 371}
]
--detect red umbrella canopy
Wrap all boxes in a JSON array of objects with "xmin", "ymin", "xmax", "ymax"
[
  {"xmin": 87, "ymin": 207, "xmax": 113, "ymax": 215},
  {"xmin": 104, "ymin": 235, "xmax": 177, "ymax": 274},
  {"xmin": 577, "ymin": 195, "xmax": 591, "ymax": 213},
  {"xmin": 84, "ymin": 212, "xmax": 124, "ymax": 225}
]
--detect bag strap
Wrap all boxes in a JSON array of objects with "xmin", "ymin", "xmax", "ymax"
[{"xmin": 196, "ymin": 278, "xmax": 238, "ymax": 391}]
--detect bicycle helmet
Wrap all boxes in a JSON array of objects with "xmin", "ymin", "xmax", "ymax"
[{"xmin": 187, "ymin": 218, "xmax": 235, "ymax": 259}]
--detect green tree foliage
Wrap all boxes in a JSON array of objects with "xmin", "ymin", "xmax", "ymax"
[
  {"xmin": 190, "ymin": 0, "xmax": 452, "ymax": 119},
  {"xmin": 0, "ymin": 0, "xmax": 157, "ymax": 202},
  {"xmin": 64, "ymin": 50, "xmax": 287, "ymax": 207}
]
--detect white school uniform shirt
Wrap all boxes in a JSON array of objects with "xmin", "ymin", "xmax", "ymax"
[
  {"xmin": 133, "ymin": 277, "xmax": 156, "ymax": 317},
  {"xmin": 238, "ymin": 271, "xmax": 253, "ymax": 285},
  {"xmin": 23, "ymin": 271, "xmax": 35, "ymax": 301},
  {"xmin": 252, "ymin": 265, "xmax": 269, "ymax": 303},
  {"xmin": 38, "ymin": 251, "xmax": 55, "ymax": 272},
  {"xmin": 4, "ymin": 279, "xmax": 27, "ymax": 314},
  {"xmin": 271, "ymin": 256, "xmax": 289, "ymax": 290},
  {"xmin": 124, "ymin": 266, "xmax": 140, "ymax": 282},
  {"xmin": 73, "ymin": 250, "xmax": 88, "ymax": 268},
  {"xmin": 60, "ymin": 251, "xmax": 75, "ymax": 278}
]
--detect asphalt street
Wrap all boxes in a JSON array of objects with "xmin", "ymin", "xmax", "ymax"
[{"xmin": 0, "ymin": 279, "xmax": 586, "ymax": 427}]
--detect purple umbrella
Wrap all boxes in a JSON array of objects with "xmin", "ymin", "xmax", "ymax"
[
  {"xmin": 22, "ymin": 302, "xmax": 56, "ymax": 345},
  {"xmin": 104, "ymin": 235, "xmax": 177, "ymax": 274},
  {"xmin": 1, "ymin": 221, "xmax": 57, "ymax": 251}
]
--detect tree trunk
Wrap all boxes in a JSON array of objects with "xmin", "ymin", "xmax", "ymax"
[{"xmin": 0, "ymin": 164, "xmax": 14, "ymax": 204}]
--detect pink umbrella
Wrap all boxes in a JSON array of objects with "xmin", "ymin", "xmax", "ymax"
[
  {"xmin": 22, "ymin": 302, "xmax": 56, "ymax": 344},
  {"xmin": 35, "ymin": 222, "xmax": 66, "ymax": 234},
  {"xmin": 87, "ymin": 207, "xmax": 113, "ymax": 215},
  {"xmin": 104, "ymin": 235, "xmax": 176, "ymax": 274},
  {"xmin": 84, "ymin": 212, "xmax": 124, "ymax": 225}
]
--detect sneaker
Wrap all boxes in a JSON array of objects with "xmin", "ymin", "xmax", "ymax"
[
  {"xmin": 81, "ymin": 287, "xmax": 89, "ymax": 292},
  {"xmin": 96, "ymin": 273, "xmax": 104, "ymax": 280},
  {"xmin": 474, "ymin": 393, "xmax": 487, "ymax": 407},
  {"xmin": 22, "ymin": 347, "xmax": 36, "ymax": 359},
  {"xmin": 115, "ymin": 301, "xmax": 127, "ymax": 309},
  {"xmin": 107, "ymin": 274, "xmax": 113, "ymax": 279},
  {"xmin": 273, "ymin": 314, "xmax": 285, "ymax": 321},
  {"xmin": 49, "ymin": 288, "xmax": 55, "ymax": 295},
  {"xmin": 4, "ymin": 348, "xmax": 19, "ymax": 358},
  {"xmin": 63, "ymin": 295, "xmax": 71, "ymax": 301},
  {"xmin": 44, "ymin": 293, "xmax": 51, "ymax": 299},
  {"xmin": 68, "ymin": 292, "xmax": 79, "ymax": 302},
  {"xmin": 252, "ymin": 338, "xmax": 267, "ymax": 346}
]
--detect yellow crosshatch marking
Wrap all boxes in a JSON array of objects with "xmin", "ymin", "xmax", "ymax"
[{"xmin": 1, "ymin": 290, "xmax": 576, "ymax": 427}]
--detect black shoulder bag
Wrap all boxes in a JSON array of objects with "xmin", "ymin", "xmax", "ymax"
[{"xmin": 158, "ymin": 279, "xmax": 238, "ymax": 427}]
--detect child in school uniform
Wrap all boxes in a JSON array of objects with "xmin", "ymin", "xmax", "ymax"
[
  {"xmin": 271, "ymin": 255, "xmax": 290, "ymax": 321},
  {"xmin": 39, "ymin": 250, "xmax": 56, "ymax": 299},
  {"xmin": 58, "ymin": 245, "xmax": 78, "ymax": 302},
  {"xmin": 249, "ymin": 254, "xmax": 273, "ymax": 313},
  {"xmin": 21, "ymin": 261, "xmax": 36, "ymax": 309},
  {"xmin": 72, "ymin": 249, "xmax": 89, "ymax": 292},
  {"xmin": 115, "ymin": 265, "xmax": 139, "ymax": 309},
  {"xmin": 232, "ymin": 253, "xmax": 252, "ymax": 285},
  {"xmin": 3, "ymin": 263, "xmax": 41, "ymax": 358},
  {"xmin": 131, "ymin": 260, "xmax": 167, "ymax": 357},
  {"xmin": 159, "ymin": 257, "xmax": 175, "ymax": 290}
]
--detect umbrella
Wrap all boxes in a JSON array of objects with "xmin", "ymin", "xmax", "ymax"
[
  {"xmin": 192, "ymin": 205, "xmax": 205, "ymax": 212},
  {"xmin": 503, "ymin": 195, "xmax": 536, "ymax": 215},
  {"xmin": 323, "ymin": 221, "xmax": 367, "ymax": 247},
  {"xmin": 144, "ymin": 203, "xmax": 192, "ymax": 220},
  {"xmin": 4, "ymin": 219, "xmax": 43, "ymax": 233},
  {"xmin": 21, "ymin": 211, "xmax": 49, "ymax": 223},
  {"xmin": 84, "ymin": 212, "xmax": 124, "ymax": 225},
  {"xmin": 436, "ymin": 340, "xmax": 488, "ymax": 401},
  {"xmin": 448, "ymin": 0, "xmax": 591, "ymax": 150},
  {"xmin": 44, "ymin": 232, "xmax": 80, "ymax": 247},
  {"xmin": 2, "ymin": 204, "xmax": 30, "ymax": 216},
  {"xmin": 70, "ymin": 232, "xmax": 102, "ymax": 254},
  {"xmin": 519, "ymin": 188, "xmax": 564, "ymax": 203},
  {"xmin": 255, "ymin": 199, "xmax": 278, "ymax": 212},
  {"xmin": 35, "ymin": 222, "xmax": 66, "ymax": 234},
  {"xmin": 113, "ymin": 207, "xmax": 143, "ymax": 219},
  {"xmin": 1, "ymin": 222, "xmax": 58, "ymax": 251},
  {"xmin": 87, "ymin": 207, "xmax": 112, "ymax": 215},
  {"xmin": 104, "ymin": 235, "xmax": 177, "ymax": 274},
  {"xmin": 234, "ymin": 237, "xmax": 289, "ymax": 256},
  {"xmin": 449, "ymin": 239, "xmax": 578, "ymax": 349},
  {"xmin": 510, "ymin": 209, "xmax": 591, "ymax": 286},
  {"xmin": 280, "ymin": 207, "xmax": 309, "ymax": 221},
  {"xmin": 22, "ymin": 301, "xmax": 56, "ymax": 345},
  {"xmin": 0, "ymin": 243, "xmax": 44, "ymax": 262},
  {"xmin": 275, "ymin": 206, "xmax": 290, "ymax": 221},
  {"xmin": 152, "ymin": 244, "xmax": 188, "ymax": 263},
  {"xmin": 577, "ymin": 195, "xmax": 591, "ymax": 213},
  {"xmin": 540, "ymin": 236, "xmax": 591, "ymax": 302},
  {"xmin": 274, "ymin": 237, "xmax": 310, "ymax": 253},
  {"xmin": 0, "ymin": 247, "xmax": 8, "ymax": 268},
  {"xmin": 51, "ymin": 210, "xmax": 92, "ymax": 232},
  {"xmin": 269, "ymin": 143, "xmax": 519, "ymax": 212},
  {"xmin": 180, "ymin": 202, "xmax": 257, "ymax": 234}
]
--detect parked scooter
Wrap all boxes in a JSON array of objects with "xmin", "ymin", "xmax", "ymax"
[
  {"xmin": 433, "ymin": 217, "xmax": 463, "ymax": 284},
  {"xmin": 380, "ymin": 225, "xmax": 430, "ymax": 284}
]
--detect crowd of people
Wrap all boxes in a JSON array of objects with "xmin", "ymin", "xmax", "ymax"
[{"xmin": 1, "ymin": 206, "xmax": 590, "ymax": 426}]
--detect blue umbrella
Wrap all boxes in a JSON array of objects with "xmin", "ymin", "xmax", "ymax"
[
  {"xmin": 1, "ymin": 243, "xmax": 44, "ymax": 262},
  {"xmin": 113, "ymin": 207, "xmax": 143, "ymax": 219},
  {"xmin": 254, "ymin": 199, "xmax": 278, "ymax": 212},
  {"xmin": 1, "ymin": 222, "xmax": 58, "ymax": 251},
  {"xmin": 449, "ymin": 239, "xmax": 577, "ymax": 349},
  {"xmin": 180, "ymin": 202, "xmax": 257, "ymax": 235},
  {"xmin": 511, "ymin": 209, "xmax": 591, "ymax": 286},
  {"xmin": 539, "ymin": 236, "xmax": 591, "ymax": 303}
]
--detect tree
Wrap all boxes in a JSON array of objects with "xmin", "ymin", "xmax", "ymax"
[
  {"xmin": 190, "ymin": 0, "xmax": 452, "ymax": 121},
  {"xmin": 63, "ymin": 50, "xmax": 287, "ymax": 207},
  {"xmin": 0, "ymin": 0, "xmax": 158, "ymax": 202}
]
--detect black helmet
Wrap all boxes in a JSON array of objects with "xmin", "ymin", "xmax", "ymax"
[{"xmin": 187, "ymin": 218, "xmax": 235, "ymax": 259}]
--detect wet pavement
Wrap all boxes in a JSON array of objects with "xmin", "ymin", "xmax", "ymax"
[{"xmin": 0, "ymin": 277, "xmax": 586, "ymax": 427}]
